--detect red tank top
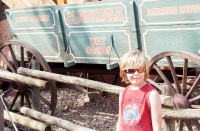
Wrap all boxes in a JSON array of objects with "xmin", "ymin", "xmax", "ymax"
[{"xmin": 120, "ymin": 83, "xmax": 156, "ymax": 131}]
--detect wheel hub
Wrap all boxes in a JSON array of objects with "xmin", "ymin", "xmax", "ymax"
[
  {"xmin": 174, "ymin": 94, "xmax": 191, "ymax": 108},
  {"xmin": 11, "ymin": 83, "xmax": 27, "ymax": 92}
]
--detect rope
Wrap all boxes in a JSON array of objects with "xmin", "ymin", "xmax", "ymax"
[{"xmin": 0, "ymin": 92, "xmax": 18, "ymax": 131}]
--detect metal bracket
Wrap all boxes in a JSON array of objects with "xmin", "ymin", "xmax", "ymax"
[
  {"xmin": 64, "ymin": 35, "xmax": 76, "ymax": 68},
  {"xmin": 106, "ymin": 34, "xmax": 120, "ymax": 70}
]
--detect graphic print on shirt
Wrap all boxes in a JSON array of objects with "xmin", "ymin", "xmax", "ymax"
[{"xmin": 123, "ymin": 104, "xmax": 141, "ymax": 125}]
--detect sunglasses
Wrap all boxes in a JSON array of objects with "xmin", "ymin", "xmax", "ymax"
[{"xmin": 123, "ymin": 68, "xmax": 145, "ymax": 74}]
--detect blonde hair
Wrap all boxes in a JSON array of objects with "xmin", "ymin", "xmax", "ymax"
[{"xmin": 119, "ymin": 51, "xmax": 149, "ymax": 84}]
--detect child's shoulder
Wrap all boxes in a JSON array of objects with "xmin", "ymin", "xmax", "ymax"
[{"xmin": 143, "ymin": 83, "xmax": 156, "ymax": 91}]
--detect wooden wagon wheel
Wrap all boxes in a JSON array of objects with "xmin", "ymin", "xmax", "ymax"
[
  {"xmin": 0, "ymin": 40, "xmax": 57, "ymax": 115},
  {"xmin": 148, "ymin": 50, "xmax": 200, "ymax": 131}
]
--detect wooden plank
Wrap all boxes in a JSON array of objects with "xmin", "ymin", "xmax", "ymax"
[
  {"xmin": 67, "ymin": 0, "xmax": 90, "ymax": 4},
  {"xmin": 0, "ymin": 71, "xmax": 49, "ymax": 89},
  {"xmin": 161, "ymin": 85, "xmax": 175, "ymax": 131},
  {"xmin": 17, "ymin": 67, "xmax": 174, "ymax": 106},
  {"xmin": 32, "ymin": 0, "xmax": 56, "ymax": 6},
  {"xmin": 2, "ymin": 0, "xmax": 29, "ymax": 8},
  {"xmin": 20, "ymin": 106, "xmax": 95, "ymax": 131},
  {"xmin": 31, "ymin": 59, "xmax": 40, "ymax": 112},
  {"xmin": 4, "ymin": 110, "xmax": 51, "ymax": 131},
  {"xmin": 162, "ymin": 109, "xmax": 200, "ymax": 119},
  {"xmin": 2, "ymin": 0, "xmax": 55, "ymax": 8},
  {"xmin": 21, "ymin": 0, "xmax": 39, "ymax": 7},
  {"xmin": 160, "ymin": 95, "xmax": 174, "ymax": 107}
]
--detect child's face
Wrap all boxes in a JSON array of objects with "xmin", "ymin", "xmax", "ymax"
[{"xmin": 126, "ymin": 67, "xmax": 145, "ymax": 87}]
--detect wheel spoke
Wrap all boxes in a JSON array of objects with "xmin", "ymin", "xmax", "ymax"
[
  {"xmin": 0, "ymin": 51, "xmax": 16, "ymax": 72},
  {"xmin": 3, "ymin": 97, "xmax": 9, "ymax": 109},
  {"xmin": 24, "ymin": 91, "xmax": 31, "ymax": 108},
  {"xmin": 166, "ymin": 56, "xmax": 181, "ymax": 94},
  {"xmin": 148, "ymin": 51, "xmax": 200, "ymax": 129},
  {"xmin": 27, "ymin": 55, "xmax": 34, "ymax": 69},
  {"xmin": 146, "ymin": 79, "xmax": 162, "ymax": 91},
  {"xmin": 40, "ymin": 95, "xmax": 50, "ymax": 106},
  {"xmin": 3, "ymin": 88, "xmax": 14, "ymax": 97},
  {"xmin": 182, "ymin": 59, "xmax": 188, "ymax": 95},
  {"xmin": 20, "ymin": 92, "xmax": 24, "ymax": 107},
  {"xmin": 188, "ymin": 95, "xmax": 200, "ymax": 103},
  {"xmin": 20, "ymin": 47, "xmax": 24, "ymax": 67},
  {"xmin": 179, "ymin": 120, "xmax": 184, "ymax": 131},
  {"xmin": 0, "ymin": 40, "xmax": 57, "ymax": 115},
  {"xmin": 8, "ymin": 45, "xmax": 19, "ymax": 69},
  {"xmin": 9, "ymin": 92, "xmax": 19, "ymax": 110},
  {"xmin": 185, "ymin": 75, "xmax": 200, "ymax": 98},
  {"xmin": 185, "ymin": 120, "xmax": 193, "ymax": 131},
  {"xmin": 191, "ymin": 120, "xmax": 200, "ymax": 130},
  {"xmin": 153, "ymin": 75, "xmax": 159, "ymax": 82},
  {"xmin": 175, "ymin": 120, "xmax": 184, "ymax": 131},
  {"xmin": 153, "ymin": 64, "xmax": 174, "ymax": 90},
  {"xmin": 191, "ymin": 105, "xmax": 200, "ymax": 109}
]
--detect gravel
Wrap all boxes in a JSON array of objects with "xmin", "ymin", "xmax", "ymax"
[
  {"xmin": 53, "ymin": 87, "xmax": 119, "ymax": 131},
  {"xmin": 4, "ymin": 86, "xmax": 119, "ymax": 131}
]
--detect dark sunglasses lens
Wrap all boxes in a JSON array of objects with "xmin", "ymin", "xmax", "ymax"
[
  {"xmin": 124, "ymin": 68, "xmax": 144, "ymax": 73},
  {"xmin": 126, "ymin": 69, "xmax": 136, "ymax": 73}
]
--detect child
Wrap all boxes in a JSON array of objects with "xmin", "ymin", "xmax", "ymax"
[{"xmin": 116, "ymin": 51, "xmax": 162, "ymax": 131}]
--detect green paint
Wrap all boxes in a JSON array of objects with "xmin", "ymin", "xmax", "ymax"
[{"xmin": 5, "ymin": 0, "xmax": 200, "ymax": 68}]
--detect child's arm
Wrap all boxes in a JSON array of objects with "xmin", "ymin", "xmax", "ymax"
[
  {"xmin": 116, "ymin": 92, "xmax": 122, "ymax": 131},
  {"xmin": 149, "ymin": 90, "xmax": 162, "ymax": 131}
]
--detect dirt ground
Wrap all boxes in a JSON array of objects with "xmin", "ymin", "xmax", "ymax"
[{"xmin": 4, "ymin": 85, "xmax": 120, "ymax": 131}]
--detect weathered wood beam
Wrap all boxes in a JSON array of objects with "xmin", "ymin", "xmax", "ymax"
[
  {"xmin": 17, "ymin": 67, "xmax": 123, "ymax": 94},
  {"xmin": 20, "ymin": 107, "xmax": 95, "ymax": 131},
  {"xmin": 0, "ymin": 71, "xmax": 49, "ymax": 89},
  {"xmin": 2, "ymin": 0, "xmax": 28, "ymax": 8},
  {"xmin": 2, "ymin": 0, "xmax": 55, "ymax": 8},
  {"xmin": 161, "ymin": 85, "xmax": 175, "ymax": 131},
  {"xmin": 32, "ymin": 0, "xmax": 56, "ymax": 6},
  {"xmin": 160, "ymin": 95, "xmax": 173, "ymax": 107},
  {"xmin": 31, "ymin": 59, "xmax": 41, "ymax": 112},
  {"xmin": 162, "ymin": 109, "xmax": 200, "ymax": 119},
  {"xmin": 17, "ymin": 67, "xmax": 174, "ymax": 106},
  {"xmin": 4, "ymin": 110, "xmax": 51, "ymax": 131}
]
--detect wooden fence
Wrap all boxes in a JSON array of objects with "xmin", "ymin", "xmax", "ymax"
[{"xmin": 1, "ymin": 67, "xmax": 200, "ymax": 130}]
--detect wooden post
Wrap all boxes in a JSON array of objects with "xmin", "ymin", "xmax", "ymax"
[
  {"xmin": 20, "ymin": 107, "xmax": 95, "ymax": 131},
  {"xmin": 0, "ymin": 90, "xmax": 4, "ymax": 131},
  {"xmin": 4, "ymin": 110, "xmax": 51, "ymax": 131},
  {"xmin": 0, "ymin": 71, "xmax": 49, "ymax": 89},
  {"xmin": 31, "ymin": 59, "xmax": 40, "ymax": 111},
  {"xmin": 1, "ymin": 0, "xmax": 55, "ymax": 8},
  {"xmin": 17, "ymin": 67, "xmax": 123, "ymax": 94},
  {"xmin": 17, "ymin": 67, "xmax": 174, "ymax": 106},
  {"xmin": 161, "ymin": 85, "xmax": 175, "ymax": 131}
]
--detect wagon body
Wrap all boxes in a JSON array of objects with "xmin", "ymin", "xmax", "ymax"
[
  {"xmin": 4, "ymin": 1, "xmax": 200, "ymax": 128},
  {"xmin": 5, "ymin": 0, "xmax": 200, "ymax": 69}
]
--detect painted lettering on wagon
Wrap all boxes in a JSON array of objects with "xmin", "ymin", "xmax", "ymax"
[
  {"xmin": 65, "ymin": 7, "xmax": 124, "ymax": 25},
  {"xmin": 147, "ymin": 4, "xmax": 200, "ymax": 16},
  {"xmin": 85, "ymin": 37, "xmax": 111, "ymax": 54},
  {"xmin": 16, "ymin": 15, "xmax": 50, "ymax": 23}
]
